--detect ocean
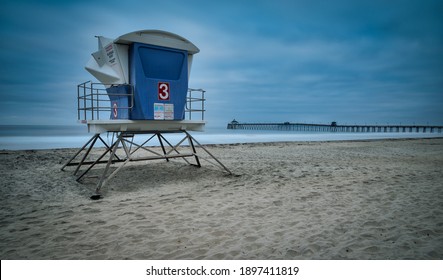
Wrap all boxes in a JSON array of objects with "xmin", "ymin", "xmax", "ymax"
[{"xmin": 0, "ymin": 124, "xmax": 441, "ymax": 150}]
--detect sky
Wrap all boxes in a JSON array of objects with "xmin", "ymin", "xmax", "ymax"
[{"xmin": 1, "ymin": 0, "xmax": 442, "ymax": 127}]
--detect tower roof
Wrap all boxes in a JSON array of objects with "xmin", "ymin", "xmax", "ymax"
[{"xmin": 114, "ymin": 30, "xmax": 200, "ymax": 54}]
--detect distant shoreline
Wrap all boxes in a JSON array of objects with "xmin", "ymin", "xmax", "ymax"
[{"xmin": 1, "ymin": 133, "xmax": 443, "ymax": 151}]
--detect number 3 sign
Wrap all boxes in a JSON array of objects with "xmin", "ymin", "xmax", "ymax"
[{"xmin": 158, "ymin": 82, "xmax": 170, "ymax": 100}]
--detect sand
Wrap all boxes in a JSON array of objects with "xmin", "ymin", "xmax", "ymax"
[{"xmin": 0, "ymin": 138, "xmax": 442, "ymax": 259}]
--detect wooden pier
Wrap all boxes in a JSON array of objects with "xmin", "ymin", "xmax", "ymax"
[{"xmin": 227, "ymin": 120, "xmax": 443, "ymax": 133}]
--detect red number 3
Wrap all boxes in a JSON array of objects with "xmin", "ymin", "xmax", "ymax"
[{"xmin": 158, "ymin": 82, "xmax": 170, "ymax": 100}]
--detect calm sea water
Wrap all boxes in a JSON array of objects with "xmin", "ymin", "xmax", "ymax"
[{"xmin": 0, "ymin": 124, "xmax": 441, "ymax": 150}]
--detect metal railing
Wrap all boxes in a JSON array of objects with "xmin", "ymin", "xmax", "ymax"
[
  {"xmin": 77, "ymin": 81, "xmax": 205, "ymax": 121},
  {"xmin": 185, "ymin": 88, "xmax": 206, "ymax": 120},
  {"xmin": 77, "ymin": 81, "xmax": 134, "ymax": 121}
]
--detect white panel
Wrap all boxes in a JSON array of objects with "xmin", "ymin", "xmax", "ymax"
[
  {"xmin": 114, "ymin": 44, "xmax": 129, "ymax": 83},
  {"xmin": 85, "ymin": 57, "xmax": 121, "ymax": 85}
]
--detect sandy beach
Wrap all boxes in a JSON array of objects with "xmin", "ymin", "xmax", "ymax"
[{"xmin": 0, "ymin": 138, "xmax": 442, "ymax": 259}]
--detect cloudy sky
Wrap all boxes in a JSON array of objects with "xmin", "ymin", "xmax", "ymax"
[{"xmin": 1, "ymin": 0, "xmax": 442, "ymax": 127}]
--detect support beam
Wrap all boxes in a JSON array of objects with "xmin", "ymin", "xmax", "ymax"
[{"xmin": 63, "ymin": 130, "xmax": 231, "ymax": 197}]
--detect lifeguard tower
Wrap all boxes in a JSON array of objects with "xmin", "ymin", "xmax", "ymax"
[{"xmin": 62, "ymin": 30, "xmax": 230, "ymax": 198}]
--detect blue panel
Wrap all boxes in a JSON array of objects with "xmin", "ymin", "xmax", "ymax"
[
  {"xmin": 129, "ymin": 43, "xmax": 188, "ymax": 120},
  {"xmin": 138, "ymin": 47, "xmax": 185, "ymax": 80},
  {"xmin": 106, "ymin": 85, "xmax": 130, "ymax": 119}
]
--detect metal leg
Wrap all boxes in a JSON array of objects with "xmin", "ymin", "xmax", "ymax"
[
  {"xmin": 70, "ymin": 130, "xmax": 232, "ymax": 198},
  {"xmin": 97, "ymin": 135, "xmax": 122, "ymax": 161},
  {"xmin": 73, "ymin": 134, "xmax": 100, "ymax": 175},
  {"xmin": 95, "ymin": 134, "xmax": 123, "ymax": 194},
  {"xmin": 186, "ymin": 132, "xmax": 201, "ymax": 167},
  {"xmin": 183, "ymin": 131, "xmax": 232, "ymax": 174},
  {"xmin": 156, "ymin": 132, "xmax": 169, "ymax": 162},
  {"xmin": 62, "ymin": 133, "xmax": 123, "ymax": 176},
  {"xmin": 75, "ymin": 139, "xmax": 122, "ymax": 182},
  {"xmin": 158, "ymin": 133, "xmax": 192, "ymax": 165},
  {"xmin": 96, "ymin": 136, "xmax": 134, "ymax": 194},
  {"xmin": 126, "ymin": 133, "xmax": 160, "ymax": 157},
  {"xmin": 61, "ymin": 133, "xmax": 100, "ymax": 171}
]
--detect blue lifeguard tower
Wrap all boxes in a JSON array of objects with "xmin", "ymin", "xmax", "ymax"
[{"xmin": 62, "ymin": 30, "xmax": 230, "ymax": 198}]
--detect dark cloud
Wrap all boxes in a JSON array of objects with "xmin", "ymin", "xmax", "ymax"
[{"xmin": 0, "ymin": 0, "xmax": 442, "ymax": 126}]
